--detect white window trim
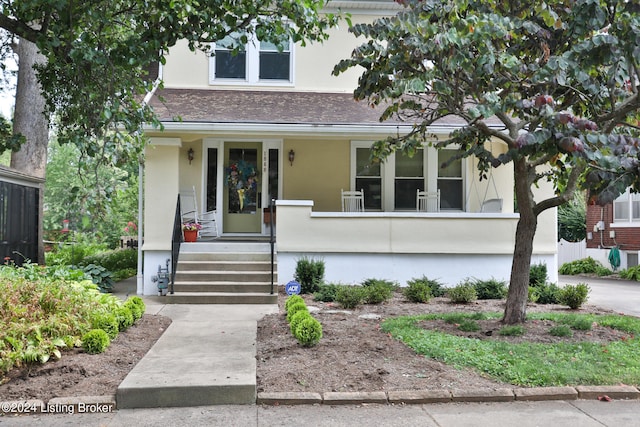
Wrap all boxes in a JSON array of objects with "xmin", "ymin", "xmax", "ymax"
[
  {"xmin": 208, "ymin": 35, "xmax": 295, "ymax": 87},
  {"xmin": 349, "ymin": 142, "xmax": 465, "ymax": 212},
  {"xmin": 612, "ymin": 188, "xmax": 640, "ymax": 227}
]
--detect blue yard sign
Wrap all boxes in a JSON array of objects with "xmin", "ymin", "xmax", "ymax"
[{"xmin": 285, "ymin": 280, "xmax": 301, "ymax": 296}]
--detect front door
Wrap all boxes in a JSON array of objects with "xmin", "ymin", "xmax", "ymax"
[{"xmin": 223, "ymin": 142, "xmax": 262, "ymax": 233}]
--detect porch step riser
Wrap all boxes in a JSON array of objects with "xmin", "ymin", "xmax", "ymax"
[
  {"xmin": 172, "ymin": 283, "xmax": 274, "ymax": 293},
  {"xmin": 179, "ymin": 252, "xmax": 274, "ymax": 262},
  {"xmin": 165, "ymin": 293, "xmax": 278, "ymax": 304},
  {"xmin": 177, "ymin": 262, "xmax": 273, "ymax": 272},
  {"xmin": 174, "ymin": 272, "xmax": 275, "ymax": 282}
]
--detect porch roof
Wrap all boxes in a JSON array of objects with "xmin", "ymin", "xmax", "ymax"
[{"xmin": 149, "ymin": 89, "xmax": 480, "ymax": 129}]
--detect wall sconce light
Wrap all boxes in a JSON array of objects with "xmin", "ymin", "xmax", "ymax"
[
  {"xmin": 288, "ymin": 149, "xmax": 295, "ymax": 166},
  {"xmin": 187, "ymin": 148, "xmax": 194, "ymax": 165}
]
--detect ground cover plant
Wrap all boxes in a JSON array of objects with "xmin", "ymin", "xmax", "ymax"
[
  {"xmin": 0, "ymin": 263, "xmax": 145, "ymax": 378},
  {"xmin": 381, "ymin": 311, "xmax": 640, "ymax": 387}
]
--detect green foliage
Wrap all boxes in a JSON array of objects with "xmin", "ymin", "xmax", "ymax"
[
  {"xmin": 471, "ymin": 278, "xmax": 507, "ymax": 300},
  {"xmin": 289, "ymin": 310, "xmax": 311, "ymax": 336},
  {"xmin": 383, "ymin": 312, "xmax": 640, "ymax": 387},
  {"xmin": 528, "ymin": 286, "xmax": 539, "ymax": 303},
  {"xmin": 448, "ymin": 282, "xmax": 478, "ymax": 304},
  {"xmin": 559, "ymin": 314, "xmax": 594, "ymax": 331},
  {"xmin": 113, "ymin": 306, "xmax": 134, "ymax": 331},
  {"xmin": 558, "ymin": 283, "xmax": 590, "ymax": 309},
  {"xmin": 294, "ymin": 257, "xmax": 325, "ymax": 294},
  {"xmin": 286, "ymin": 302, "xmax": 309, "ymax": 323},
  {"xmin": 124, "ymin": 298, "xmax": 144, "ymax": 321},
  {"xmin": 45, "ymin": 240, "xmax": 109, "ymax": 267},
  {"xmin": 82, "ymin": 329, "xmax": 111, "ymax": 355},
  {"xmin": 90, "ymin": 312, "xmax": 119, "ymax": 340},
  {"xmin": 595, "ymin": 266, "xmax": 613, "ymax": 277},
  {"xmin": 335, "ymin": 285, "xmax": 365, "ymax": 309},
  {"xmin": 619, "ymin": 265, "xmax": 640, "ymax": 281},
  {"xmin": 361, "ymin": 279, "xmax": 395, "ymax": 304},
  {"xmin": 558, "ymin": 192, "xmax": 586, "ymax": 242},
  {"xmin": 407, "ymin": 276, "xmax": 445, "ymax": 297},
  {"xmin": 82, "ymin": 264, "xmax": 115, "ymax": 293},
  {"xmin": 458, "ymin": 320, "xmax": 481, "ymax": 332},
  {"xmin": 313, "ymin": 283, "xmax": 340, "ymax": 302},
  {"xmin": 403, "ymin": 281, "xmax": 432, "ymax": 303},
  {"xmin": 81, "ymin": 249, "xmax": 137, "ymax": 271},
  {"xmin": 529, "ymin": 263, "xmax": 548, "ymax": 287},
  {"xmin": 533, "ymin": 283, "xmax": 561, "ymax": 305},
  {"xmin": 498, "ymin": 325, "xmax": 525, "ymax": 337},
  {"xmin": 549, "ymin": 325, "xmax": 573, "ymax": 337},
  {"xmin": 284, "ymin": 295, "xmax": 304, "ymax": 311},
  {"xmin": 293, "ymin": 316, "xmax": 323, "ymax": 347},
  {"xmin": 559, "ymin": 257, "xmax": 602, "ymax": 275}
]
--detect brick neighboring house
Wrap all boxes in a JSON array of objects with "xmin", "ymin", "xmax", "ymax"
[{"xmin": 586, "ymin": 189, "xmax": 640, "ymax": 269}]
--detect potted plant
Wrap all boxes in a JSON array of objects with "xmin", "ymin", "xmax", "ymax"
[{"xmin": 182, "ymin": 222, "xmax": 202, "ymax": 242}]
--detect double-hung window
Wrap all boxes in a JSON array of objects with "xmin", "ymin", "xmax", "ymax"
[
  {"xmin": 211, "ymin": 32, "xmax": 293, "ymax": 85},
  {"xmin": 613, "ymin": 188, "xmax": 640, "ymax": 224}
]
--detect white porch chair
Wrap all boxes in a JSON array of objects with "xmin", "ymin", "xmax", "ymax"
[
  {"xmin": 481, "ymin": 198, "xmax": 503, "ymax": 213},
  {"xmin": 416, "ymin": 189, "xmax": 440, "ymax": 212},
  {"xmin": 341, "ymin": 189, "xmax": 365, "ymax": 212},
  {"xmin": 179, "ymin": 186, "xmax": 218, "ymax": 239}
]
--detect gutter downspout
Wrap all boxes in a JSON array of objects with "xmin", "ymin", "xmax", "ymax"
[{"xmin": 136, "ymin": 67, "xmax": 163, "ymax": 295}]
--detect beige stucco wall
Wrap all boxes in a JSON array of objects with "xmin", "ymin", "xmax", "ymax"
[
  {"xmin": 144, "ymin": 139, "xmax": 181, "ymax": 250},
  {"xmin": 283, "ymin": 138, "xmax": 350, "ymax": 211}
]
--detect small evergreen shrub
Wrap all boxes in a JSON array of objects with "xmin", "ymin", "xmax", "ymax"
[
  {"xmin": 285, "ymin": 295, "xmax": 304, "ymax": 311},
  {"xmin": 458, "ymin": 320, "xmax": 481, "ymax": 332},
  {"xmin": 335, "ymin": 285, "xmax": 365, "ymax": 309},
  {"xmin": 529, "ymin": 262, "xmax": 548, "ymax": 287},
  {"xmin": 82, "ymin": 329, "xmax": 111, "ymax": 354},
  {"xmin": 558, "ymin": 257, "xmax": 601, "ymax": 275},
  {"xmin": 549, "ymin": 325, "xmax": 573, "ymax": 337},
  {"xmin": 361, "ymin": 278, "xmax": 399, "ymax": 291},
  {"xmin": 286, "ymin": 302, "xmax": 309, "ymax": 323},
  {"xmin": 448, "ymin": 282, "xmax": 478, "ymax": 304},
  {"xmin": 90, "ymin": 312, "xmax": 119, "ymax": 340},
  {"xmin": 289, "ymin": 310, "xmax": 312, "ymax": 335},
  {"xmin": 313, "ymin": 283, "xmax": 340, "ymax": 302},
  {"xmin": 499, "ymin": 325, "xmax": 525, "ymax": 336},
  {"xmin": 293, "ymin": 316, "xmax": 323, "ymax": 347},
  {"xmin": 407, "ymin": 276, "xmax": 445, "ymax": 297},
  {"xmin": 558, "ymin": 283, "xmax": 590, "ymax": 309},
  {"xmin": 294, "ymin": 256, "xmax": 325, "ymax": 294},
  {"xmin": 403, "ymin": 281, "xmax": 432, "ymax": 303},
  {"xmin": 113, "ymin": 306, "xmax": 134, "ymax": 331},
  {"xmin": 124, "ymin": 298, "xmax": 144, "ymax": 321},
  {"xmin": 535, "ymin": 283, "xmax": 561, "ymax": 305},
  {"xmin": 362, "ymin": 281, "xmax": 394, "ymax": 304},
  {"xmin": 472, "ymin": 278, "xmax": 507, "ymax": 300}
]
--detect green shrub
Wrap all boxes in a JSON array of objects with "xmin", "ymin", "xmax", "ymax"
[
  {"xmin": 82, "ymin": 329, "xmax": 111, "ymax": 354},
  {"xmin": 90, "ymin": 312, "xmax": 119, "ymax": 340},
  {"xmin": 448, "ymin": 282, "xmax": 477, "ymax": 304},
  {"xmin": 472, "ymin": 278, "xmax": 507, "ymax": 300},
  {"xmin": 528, "ymin": 286, "xmax": 539, "ymax": 303},
  {"xmin": 294, "ymin": 256, "xmax": 325, "ymax": 294},
  {"xmin": 535, "ymin": 282, "xmax": 561, "ymax": 305},
  {"xmin": 335, "ymin": 285, "xmax": 365, "ymax": 309},
  {"xmin": 458, "ymin": 320, "xmax": 481, "ymax": 332},
  {"xmin": 112, "ymin": 268, "xmax": 137, "ymax": 282},
  {"xmin": 595, "ymin": 266, "xmax": 613, "ymax": 277},
  {"xmin": 558, "ymin": 257, "xmax": 601, "ymax": 275},
  {"xmin": 289, "ymin": 310, "xmax": 311, "ymax": 335},
  {"xmin": 286, "ymin": 302, "xmax": 309, "ymax": 322},
  {"xmin": 82, "ymin": 264, "xmax": 115, "ymax": 293},
  {"xmin": 560, "ymin": 314, "xmax": 594, "ymax": 331},
  {"xmin": 80, "ymin": 249, "xmax": 137, "ymax": 271},
  {"xmin": 619, "ymin": 265, "xmax": 640, "ymax": 281},
  {"xmin": 558, "ymin": 283, "xmax": 590, "ymax": 309},
  {"xmin": 407, "ymin": 276, "xmax": 445, "ymax": 297},
  {"xmin": 124, "ymin": 298, "xmax": 143, "ymax": 321},
  {"xmin": 529, "ymin": 262, "xmax": 548, "ymax": 287},
  {"xmin": 293, "ymin": 316, "xmax": 323, "ymax": 347},
  {"xmin": 549, "ymin": 325, "xmax": 573, "ymax": 337},
  {"xmin": 361, "ymin": 278, "xmax": 399, "ymax": 290},
  {"xmin": 45, "ymin": 242, "xmax": 108, "ymax": 267},
  {"xmin": 285, "ymin": 295, "xmax": 304, "ymax": 311},
  {"xmin": 499, "ymin": 325, "xmax": 525, "ymax": 336},
  {"xmin": 313, "ymin": 283, "xmax": 340, "ymax": 302},
  {"xmin": 362, "ymin": 281, "xmax": 394, "ymax": 304},
  {"xmin": 113, "ymin": 306, "xmax": 134, "ymax": 331},
  {"xmin": 403, "ymin": 281, "xmax": 432, "ymax": 303}
]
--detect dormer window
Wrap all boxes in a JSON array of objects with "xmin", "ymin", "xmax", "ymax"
[{"xmin": 211, "ymin": 33, "xmax": 293, "ymax": 85}]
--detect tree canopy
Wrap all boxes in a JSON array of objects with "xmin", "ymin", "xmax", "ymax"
[
  {"xmin": 334, "ymin": 0, "xmax": 640, "ymax": 323},
  {"xmin": 0, "ymin": 0, "xmax": 338, "ymax": 161}
]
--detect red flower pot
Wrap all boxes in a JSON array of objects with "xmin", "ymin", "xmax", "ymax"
[{"xmin": 183, "ymin": 229, "xmax": 198, "ymax": 242}]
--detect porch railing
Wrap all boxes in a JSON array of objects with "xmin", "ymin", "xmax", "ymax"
[
  {"xmin": 269, "ymin": 199, "xmax": 275, "ymax": 295},
  {"xmin": 170, "ymin": 195, "xmax": 183, "ymax": 294}
]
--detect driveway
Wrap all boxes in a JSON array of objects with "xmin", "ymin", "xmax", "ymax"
[{"xmin": 559, "ymin": 275, "xmax": 640, "ymax": 317}]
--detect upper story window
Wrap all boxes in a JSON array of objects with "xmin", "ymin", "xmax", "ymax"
[
  {"xmin": 613, "ymin": 188, "xmax": 640, "ymax": 224},
  {"xmin": 211, "ymin": 32, "xmax": 293, "ymax": 85}
]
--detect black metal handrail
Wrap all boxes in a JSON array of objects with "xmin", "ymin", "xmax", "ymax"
[
  {"xmin": 269, "ymin": 199, "xmax": 275, "ymax": 295},
  {"xmin": 170, "ymin": 195, "xmax": 183, "ymax": 294}
]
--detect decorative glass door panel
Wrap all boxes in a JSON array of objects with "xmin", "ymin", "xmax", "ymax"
[{"xmin": 223, "ymin": 142, "xmax": 262, "ymax": 233}]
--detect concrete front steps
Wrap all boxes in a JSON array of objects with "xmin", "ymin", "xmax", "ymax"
[{"xmin": 167, "ymin": 241, "xmax": 278, "ymax": 304}]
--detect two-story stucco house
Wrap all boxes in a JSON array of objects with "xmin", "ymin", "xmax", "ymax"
[{"xmin": 139, "ymin": 0, "xmax": 558, "ymax": 300}]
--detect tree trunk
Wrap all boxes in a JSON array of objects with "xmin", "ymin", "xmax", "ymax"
[
  {"xmin": 502, "ymin": 158, "xmax": 538, "ymax": 324},
  {"xmin": 11, "ymin": 38, "xmax": 49, "ymax": 264}
]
